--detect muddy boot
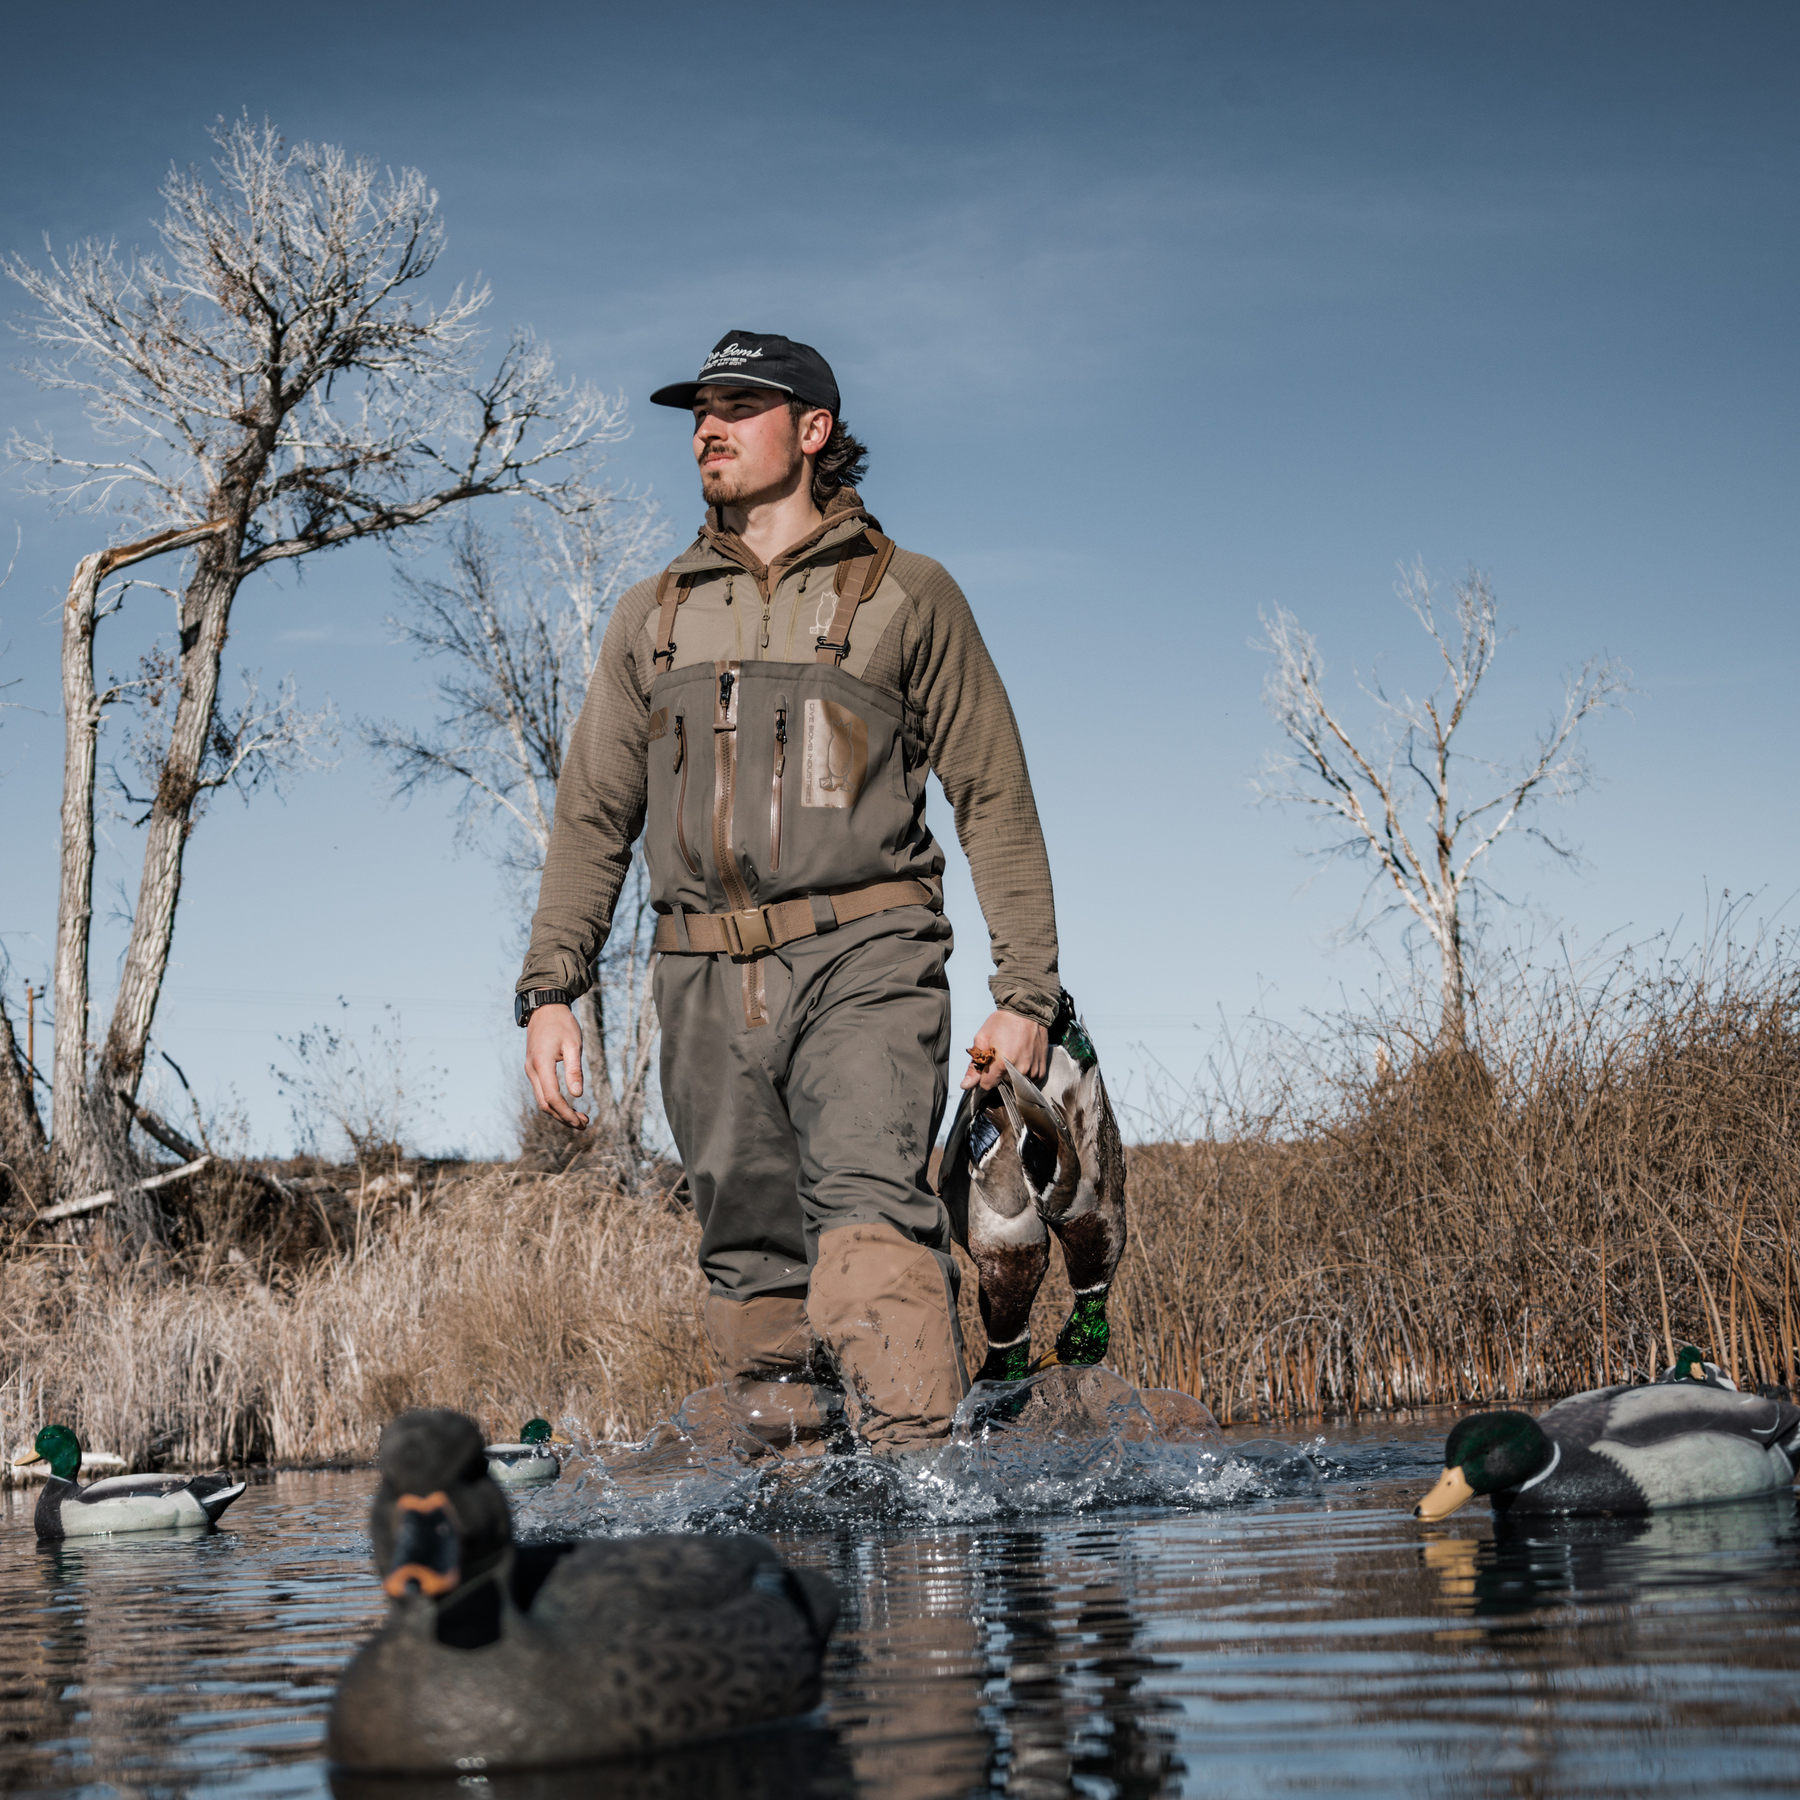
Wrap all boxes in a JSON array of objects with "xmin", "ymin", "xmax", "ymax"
[
  {"xmin": 807, "ymin": 1223, "xmax": 968, "ymax": 1454},
  {"xmin": 704, "ymin": 1292, "xmax": 846, "ymax": 1457}
]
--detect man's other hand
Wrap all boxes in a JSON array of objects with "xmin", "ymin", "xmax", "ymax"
[
  {"xmin": 525, "ymin": 1003, "xmax": 588, "ymax": 1128},
  {"xmin": 961, "ymin": 1008, "xmax": 1050, "ymax": 1092}
]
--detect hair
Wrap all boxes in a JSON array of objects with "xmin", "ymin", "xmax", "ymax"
[{"xmin": 790, "ymin": 400, "xmax": 869, "ymax": 510}]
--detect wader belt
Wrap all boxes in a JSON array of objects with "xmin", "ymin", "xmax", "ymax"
[{"xmin": 652, "ymin": 876, "xmax": 935, "ymax": 958}]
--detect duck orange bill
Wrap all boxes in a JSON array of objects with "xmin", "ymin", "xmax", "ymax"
[
  {"xmin": 383, "ymin": 1490, "xmax": 461, "ymax": 1597},
  {"xmin": 1414, "ymin": 1466, "xmax": 1477, "ymax": 1521}
]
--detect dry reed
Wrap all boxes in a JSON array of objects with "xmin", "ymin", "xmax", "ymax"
[
  {"xmin": 7, "ymin": 930, "xmax": 1796, "ymax": 1465},
  {"xmin": 2, "ymin": 1172, "xmax": 709, "ymax": 1471}
]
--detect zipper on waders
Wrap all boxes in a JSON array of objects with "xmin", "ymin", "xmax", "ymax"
[
  {"xmin": 673, "ymin": 715, "xmax": 700, "ymax": 876},
  {"xmin": 770, "ymin": 701, "xmax": 787, "ymax": 872}
]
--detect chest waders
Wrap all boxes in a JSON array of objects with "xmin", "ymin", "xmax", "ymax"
[{"xmin": 644, "ymin": 530, "xmax": 969, "ymax": 1454}]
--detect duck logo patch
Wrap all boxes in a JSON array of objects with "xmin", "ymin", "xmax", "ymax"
[{"xmin": 801, "ymin": 699, "xmax": 867, "ymax": 809}]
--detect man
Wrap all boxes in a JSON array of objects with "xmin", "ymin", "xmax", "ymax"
[{"xmin": 517, "ymin": 330, "xmax": 1060, "ymax": 1453}]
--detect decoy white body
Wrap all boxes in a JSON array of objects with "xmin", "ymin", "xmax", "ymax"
[{"xmin": 484, "ymin": 1443, "xmax": 562, "ymax": 1487}]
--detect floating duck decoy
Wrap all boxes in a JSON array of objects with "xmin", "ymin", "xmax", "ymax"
[
  {"xmin": 1415, "ymin": 1380, "xmax": 1800, "ymax": 1520},
  {"xmin": 328, "ymin": 1409, "xmax": 840, "ymax": 1774},
  {"xmin": 485, "ymin": 1417, "xmax": 569, "ymax": 1487},
  {"xmin": 940, "ymin": 990, "xmax": 1128, "ymax": 1383},
  {"xmin": 16, "ymin": 1424, "xmax": 246, "ymax": 1541},
  {"xmin": 1656, "ymin": 1343, "xmax": 1737, "ymax": 1389}
]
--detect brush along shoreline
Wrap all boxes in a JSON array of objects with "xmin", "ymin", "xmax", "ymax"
[{"xmin": 7, "ymin": 935, "xmax": 1797, "ymax": 1471}]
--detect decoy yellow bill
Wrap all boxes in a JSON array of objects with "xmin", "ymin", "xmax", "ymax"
[{"xmin": 1414, "ymin": 1465, "xmax": 1477, "ymax": 1520}]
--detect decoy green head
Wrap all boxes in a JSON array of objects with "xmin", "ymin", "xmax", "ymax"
[
  {"xmin": 519, "ymin": 1418, "xmax": 553, "ymax": 1445},
  {"xmin": 1415, "ymin": 1411, "xmax": 1554, "ymax": 1520},
  {"xmin": 21, "ymin": 1423, "xmax": 82, "ymax": 1482},
  {"xmin": 371, "ymin": 1410, "xmax": 512, "ymax": 1602},
  {"xmin": 1669, "ymin": 1345, "xmax": 1711, "ymax": 1381}
]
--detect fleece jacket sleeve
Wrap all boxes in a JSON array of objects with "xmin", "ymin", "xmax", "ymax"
[
  {"xmin": 516, "ymin": 578, "xmax": 659, "ymax": 998},
  {"xmin": 893, "ymin": 549, "xmax": 1061, "ymax": 1026}
]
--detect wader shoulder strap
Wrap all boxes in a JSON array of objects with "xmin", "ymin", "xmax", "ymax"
[
  {"xmin": 651, "ymin": 568, "xmax": 697, "ymax": 671},
  {"xmin": 815, "ymin": 528, "xmax": 896, "ymax": 666}
]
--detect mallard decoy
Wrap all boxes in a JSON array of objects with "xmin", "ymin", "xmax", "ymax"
[
  {"xmin": 16, "ymin": 1424, "xmax": 246, "ymax": 1541},
  {"xmin": 485, "ymin": 1417, "xmax": 569, "ymax": 1487},
  {"xmin": 1415, "ymin": 1381, "xmax": 1800, "ymax": 1519},
  {"xmin": 1656, "ymin": 1343, "xmax": 1737, "ymax": 1389},
  {"xmin": 940, "ymin": 991, "xmax": 1127, "ymax": 1383},
  {"xmin": 327, "ymin": 1409, "xmax": 840, "ymax": 1774}
]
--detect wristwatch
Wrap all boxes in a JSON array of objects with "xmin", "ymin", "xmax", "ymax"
[{"xmin": 514, "ymin": 988, "xmax": 574, "ymax": 1027}]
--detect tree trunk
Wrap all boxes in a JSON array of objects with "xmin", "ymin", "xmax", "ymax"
[
  {"xmin": 1438, "ymin": 906, "xmax": 1467, "ymax": 1051},
  {"xmin": 50, "ymin": 524, "xmax": 228, "ymax": 1194},
  {"xmin": 97, "ymin": 545, "xmax": 242, "ymax": 1128},
  {"xmin": 51, "ymin": 551, "xmax": 107, "ymax": 1180},
  {"xmin": 0, "ymin": 987, "xmax": 49, "ymax": 1213}
]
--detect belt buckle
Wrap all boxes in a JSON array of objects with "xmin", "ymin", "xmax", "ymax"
[{"xmin": 727, "ymin": 906, "xmax": 773, "ymax": 957}]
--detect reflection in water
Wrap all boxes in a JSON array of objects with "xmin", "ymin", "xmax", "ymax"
[
  {"xmin": 1, "ymin": 1429, "xmax": 1798, "ymax": 1797},
  {"xmin": 327, "ymin": 1725, "xmax": 859, "ymax": 1800},
  {"xmin": 1425, "ymin": 1492, "xmax": 1800, "ymax": 1622}
]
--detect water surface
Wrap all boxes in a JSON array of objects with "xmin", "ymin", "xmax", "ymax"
[{"xmin": 3, "ymin": 1399, "xmax": 1799, "ymax": 1798}]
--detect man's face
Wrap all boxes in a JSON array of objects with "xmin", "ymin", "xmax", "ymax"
[{"xmin": 691, "ymin": 386, "xmax": 829, "ymax": 509}]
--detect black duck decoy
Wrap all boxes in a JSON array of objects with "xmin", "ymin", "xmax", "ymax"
[{"xmin": 327, "ymin": 1409, "xmax": 839, "ymax": 1774}]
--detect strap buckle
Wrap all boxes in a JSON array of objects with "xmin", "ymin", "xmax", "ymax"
[{"xmin": 722, "ymin": 906, "xmax": 775, "ymax": 956}]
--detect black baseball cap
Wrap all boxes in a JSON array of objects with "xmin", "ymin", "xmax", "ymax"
[{"xmin": 650, "ymin": 331, "xmax": 840, "ymax": 415}]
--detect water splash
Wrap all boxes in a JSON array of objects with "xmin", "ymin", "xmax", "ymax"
[{"xmin": 515, "ymin": 1365, "xmax": 1354, "ymax": 1539}]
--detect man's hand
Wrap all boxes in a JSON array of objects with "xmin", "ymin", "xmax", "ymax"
[
  {"xmin": 961, "ymin": 1008, "xmax": 1050, "ymax": 1092},
  {"xmin": 524, "ymin": 1003, "xmax": 588, "ymax": 1128}
]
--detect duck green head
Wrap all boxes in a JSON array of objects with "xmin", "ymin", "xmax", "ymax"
[
  {"xmin": 519, "ymin": 1418, "xmax": 553, "ymax": 1445},
  {"xmin": 1669, "ymin": 1345, "xmax": 1711, "ymax": 1381},
  {"xmin": 1414, "ymin": 1411, "xmax": 1553, "ymax": 1520},
  {"xmin": 25, "ymin": 1424, "xmax": 83, "ymax": 1482}
]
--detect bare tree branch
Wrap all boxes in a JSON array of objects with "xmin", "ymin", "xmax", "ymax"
[
  {"xmin": 1255, "ymin": 562, "xmax": 1631, "ymax": 1046},
  {"xmin": 8, "ymin": 117, "xmax": 628, "ymax": 1195},
  {"xmin": 364, "ymin": 495, "xmax": 667, "ymax": 1174}
]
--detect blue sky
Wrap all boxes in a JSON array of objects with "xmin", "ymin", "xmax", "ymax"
[{"xmin": 2, "ymin": 1, "xmax": 1796, "ymax": 1155}]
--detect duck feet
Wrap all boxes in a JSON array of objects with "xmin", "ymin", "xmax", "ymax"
[{"xmin": 1054, "ymin": 1288, "xmax": 1111, "ymax": 1366}]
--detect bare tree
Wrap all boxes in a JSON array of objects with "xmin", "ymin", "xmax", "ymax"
[
  {"xmin": 1257, "ymin": 563, "xmax": 1629, "ymax": 1048},
  {"xmin": 365, "ymin": 502, "xmax": 666, "ymax": 1177},
  {"xmin": 5, "ymin": 118, "xmax": 628, "ymax": 1195}
]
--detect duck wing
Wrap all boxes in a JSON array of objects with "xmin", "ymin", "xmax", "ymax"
[
  {"xmin": 1532, "ymin": 1383, "xmax": 1800, "ymax": 1513},
  {"xmin": 530, "ymin": 1533, "xmax": 836, "ymax": 1641}
]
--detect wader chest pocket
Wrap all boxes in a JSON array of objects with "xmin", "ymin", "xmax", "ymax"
[
  {"xmin": 673, "ymin": 715, "xmax": 700, "ymax": 876},
  {"xmin": 801, "ymin": 698, "xmax": 868, "ymax": 809}
]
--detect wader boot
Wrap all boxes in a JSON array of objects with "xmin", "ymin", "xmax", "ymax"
[
  {"xmin": 702, "ymin": 1292, "xmax": 847, "ymax": 1456},
  {"xmin": 647, "ymin": 532, "xmax": 970, "ymax": 1452}
]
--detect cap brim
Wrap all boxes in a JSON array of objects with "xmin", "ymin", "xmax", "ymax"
[{"xmin": 650, "ymin": 374, "xmax": 798, "ymax": 409}]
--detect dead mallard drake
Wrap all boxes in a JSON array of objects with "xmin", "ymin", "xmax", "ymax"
[
  {"xmin": 328, "ymin": 1409, "xmax": 839, "ymax": 1774},
  {"xmin": 940, "ymin": 990, "xmax": 1128, "ymax": 1383}
]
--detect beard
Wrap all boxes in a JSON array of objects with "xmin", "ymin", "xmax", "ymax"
[{"xmin": 697, "ymin": 443, "xmax": 803, "ymax": 510}]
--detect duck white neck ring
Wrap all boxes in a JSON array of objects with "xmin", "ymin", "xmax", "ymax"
[{"xmin": 1514, "ymin": 1441, "xmax": 1561, "ymax": 1493}]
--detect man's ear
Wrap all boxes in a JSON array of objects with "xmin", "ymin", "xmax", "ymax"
[{"xmin": 798, "ymin": 408, "xmax": 833, "ymax": 457}]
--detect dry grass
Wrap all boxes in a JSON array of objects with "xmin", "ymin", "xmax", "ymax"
[
  {"xmin": 1083, "ymin": 932, "xmax": 1800, "ymax": 1423},
  {"xmin": 2, "ymin": 1172, "xmax": 709, "ymax": 1471},
  {"xmin": 8, "ymin": 930, "xmax": 1798, "ymax": 1465}
]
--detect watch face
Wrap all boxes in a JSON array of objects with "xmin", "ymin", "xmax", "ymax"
[{"xmin": 514, "ymin": 992, "xmax": 531, "ymax": 1027}]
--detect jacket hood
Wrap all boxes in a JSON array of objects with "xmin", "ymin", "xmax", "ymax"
[{"xmin": 667, "ymin": 488, "xmax": 880, "ymax": 580}]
